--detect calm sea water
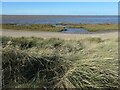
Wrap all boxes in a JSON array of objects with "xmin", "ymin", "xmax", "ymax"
[{"xmin": 2, "ymin": 15, "xmax": 118, "ymax": 24}]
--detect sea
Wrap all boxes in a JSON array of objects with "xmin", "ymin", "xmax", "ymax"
[{"xmin": 2, "ymin": 15, "xmax": 118, "ymax": 24}]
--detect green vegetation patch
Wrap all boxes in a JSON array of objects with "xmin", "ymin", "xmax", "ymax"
[
  {"xmin": 69, "ymin": 24, "xmax": 118, "ymax": 32},
  {"xmin": 1, "ymin": 23, "xmax": 118, "ymax": 32},
  {"xmin": 2, "ymin": 24, "xmax": 64, "ymax": 32},
  {"xmin": 58, "ymin": 23, "xmax": 118, "ymax": 32}
]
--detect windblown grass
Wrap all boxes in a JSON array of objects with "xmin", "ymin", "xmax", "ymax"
[{"xmin": 2, "ymin": 37, "xmax": 119, "ymax": 89}]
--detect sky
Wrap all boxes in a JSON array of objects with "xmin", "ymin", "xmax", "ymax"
[{"xmin": 2, "ymin": 2, "xmax": 118, "ymax": 15}]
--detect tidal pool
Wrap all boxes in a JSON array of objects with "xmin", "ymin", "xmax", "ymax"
[{"xmin": 62, "ymin": 28, "xmax": 89, "ymax": 34}]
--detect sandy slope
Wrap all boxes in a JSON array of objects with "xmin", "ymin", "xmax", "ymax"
[{"xmin": 1, "ymin": 29, "xmax": 118, "ymax": 40}]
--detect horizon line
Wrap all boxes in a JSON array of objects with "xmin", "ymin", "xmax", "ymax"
[{"xmin": 1, "ymin": 14, "xmax": 118, "ymax": 16}]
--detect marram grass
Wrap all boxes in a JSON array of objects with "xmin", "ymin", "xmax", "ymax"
[{"xmin": 2, "ymin": 37, "xmax": 119, "ymax": 89}]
